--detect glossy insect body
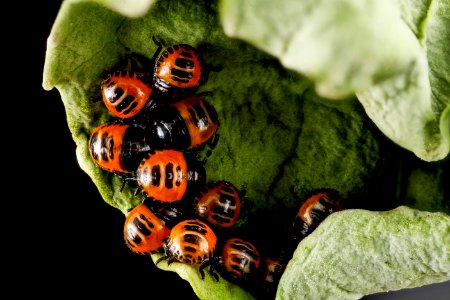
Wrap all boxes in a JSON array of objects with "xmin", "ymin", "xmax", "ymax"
[
  {"xmin": 257, "ymin": 256, "xmax": 286, "ymax": 296},
  {"xmin": 144, "ymin": 96, "xmax": 219, "ymax": 151},
  {"xmin": 153, "ymin": 43, "xmax": 208, "ymax": 99},
  {"xmin": 193, "ymin": 181, "xmax": 241, "ymax": 229},
  {"xmin": 143, "ymin": 198, "xmax": 187, "ymax": 229},
  {"xmin": 89, "ymin": 121, "xmax": 151, "ymax": 174},
  {"xmin": 124, "ymin": 203, "xmax": 170, "ymax": 255},
  {"xmin": 219, "ymin": 238, "xmax": 260, "ymax": 283},
  {"xmin": 291, "ymin": 189, "xmax": 343, "ymax": 245},
  {"xmin": 136, "ymin": 149, "xmax": 206, "ymax": 203},
  {"xmin": 156, "ymin": 219, "xmax": 218, "ymax": 280},
  {"xmin": 260, "ymin": 257, "xmax": 285, "ymax": 285},
  {"xmin": 102, "ymin": 71, "xmax": 153, "ymax": 119}
]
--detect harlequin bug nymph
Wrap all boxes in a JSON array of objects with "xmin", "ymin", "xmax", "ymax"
[
  {"xmin": 152, "ymin": 39, "xmax": 211, "ymax": 100},
  {"xmin": 141, "ymin": 95, "xmax": 219, "ymax": 151},
  {"xmin": 88, "ymin": 121, "xmax": 152, "ymax": 174},
  {"xmin": 156, "ymin": 219, "xmax": 219, "ymax": 281},
  {"xmin": 193, "ymin": 180, "xmax": 242, "ymax": 229},
  {"xmin": 148, "ymin": 199, "xmax": 186, "ymax": 230},
  {"xmin": 101, "ymin": 71, "xmax": 154, "ymax": 119},
  {"xmin": 124, "ymin": 203, "xmax": 170, "ymax": 255},
  {"xmin": 216, "ymin": 237, "xmax": 261, "ymax": 284},
  {"xmin": 256, "ymin": 255, "xmax": 286, "ymax": 297},
  {"xmin": 135, "ymin": 149, "xmax": 206, "ymax": 203},
  {"xmin": 289, "ymin": 189, "xmax": 343, "ymax": 248}
]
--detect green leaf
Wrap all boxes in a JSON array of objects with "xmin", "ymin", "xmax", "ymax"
[
  {"xmin": 152, "ymin": 254, "xmax": 254, "ymax": 299},
  {"xmin": 43, "ymin": 0, "xmax": 450, "ymax": 299},
  {"xmin": 219, "ymin": 0, "xmax": 450, "ymax": 161},
  {"xmin": 92, "ymin": 0, "xmax": 156, "ymax": 17},
  {"xmin": 277, "ymin": 206, "xmax": 450, "ymax": 299},
  {"xmin": 402, "ymin": 159, "xmax": 449, "ymax": 213}
]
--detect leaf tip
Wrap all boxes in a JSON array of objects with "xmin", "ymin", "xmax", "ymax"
[{"xmin": 96, "ymin": 0, "xmax": 156, "ymax": 18}]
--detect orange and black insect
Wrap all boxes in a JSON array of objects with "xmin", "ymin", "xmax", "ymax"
[
  {"xmin": 153, "ymin": 41, "xmax": 210, "ymax": 99},
  {"xmin": 256, "ymin": 255, "xmax": 286, "ymax": 297},
  {"xmin": 156, "ymin": 219, "xmax": 219, "ymax": 281},
  {"xmin": 135, "ymin": 149, "xmax": 206, "ymax": 203},
  {"xmin": 101, "ymin": 71, "xmax": 153, "ymax": 119},
  {"xmin": 88, "ymin": 121, "xmax": 151, "ymax": 174},
  {"xmin": 149, "ymin": 201, "xmax": 187, "ymax": 230},
  {"xmin": 124, "ymin": 203, "xmax": 171, "ymax": 255},
  {"xmin": 290, "ymin": 189, "xmax": 343, "ymax": 245},
  {"xmin": 142, "ymin": 95, "xmax": 219, "ymax": 151},
  {"xmin": 193, "ymin": 180, "xmax": 242, "ymax": 229},
  {"xmin": 218, "ymin": 238, "xmax": 261, "ymax": 283}
]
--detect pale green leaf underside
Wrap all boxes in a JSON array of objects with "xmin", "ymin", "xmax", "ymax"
[
  {"xmin": 219, "ymin": 0, "xmax": 450, "ymax": 161},
  {"xmin": 95, "ymin": 0, "xmax": 155, "ymax": 17},
  {"xmin": 153, "ymin": 254, "xmax": 254, "ymax": 300},
  {"xmin": 277, "ymin": 206, "xmax": 450, "ymax": 300}
]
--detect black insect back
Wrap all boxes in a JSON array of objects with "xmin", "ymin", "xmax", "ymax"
[{"xmin": 138, "ymin": 95, "xmax": 220, "ymax": 152}]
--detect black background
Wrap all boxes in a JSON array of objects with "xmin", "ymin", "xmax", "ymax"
[
  {"xmin": 19, "ymin": 0, "xmax": 198, "ymax": 298},
  {"xmin": 13, "ymin": 0, "xmax": 448, "ymax": 298}
]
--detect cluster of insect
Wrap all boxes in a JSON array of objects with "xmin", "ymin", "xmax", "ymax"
[{"xmin": 88, "ymin": 37, "xmax": 344, "ymax": 299}]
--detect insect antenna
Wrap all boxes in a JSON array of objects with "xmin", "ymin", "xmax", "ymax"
[
  {"xmin": 119, "ymin": 176, "xmax": 137, "ymax": 192},
  {"xmin": 150, "ymin": 36, "xmax": 164, "ymax": 62}
]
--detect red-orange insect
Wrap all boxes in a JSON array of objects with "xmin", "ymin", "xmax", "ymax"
[
  {"xmin": 156, "ymin": 219, "xmax": 219, "ymax": 281},
  {"xmin": 144, "ymin": 95, "xmax": 219, "ymax": 151},
  {"xmin": 135, "ymin": 149, "xmax": 206, "ymax": 203},
  {"xmin": 219, "ymin": 238, "xmax": 261, "ymax": 283},
  {"xmin": 193, "ymin": 181, "xmax": 241, "ymax": 229},
  {"xmin": 291, "ymin": 189, "xmax": 343, "ymax": 243},
  {"xmin": 123, "ymin": 203, "xmax": 170, "ymax": 255},
  {"xmin": 88, "ymin": 121, "xmax": 151, "ymax": 174},
  {"xmin": 153, "ymin": 42, "xmax": 209, "ymax": 99},
  {"xmin": 257, "ymin": 256, "xmax": 286, "ymax": 297},
  {"xmin": 101, "ymin": 71, "xmax": 153, "ymax": 119}
]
